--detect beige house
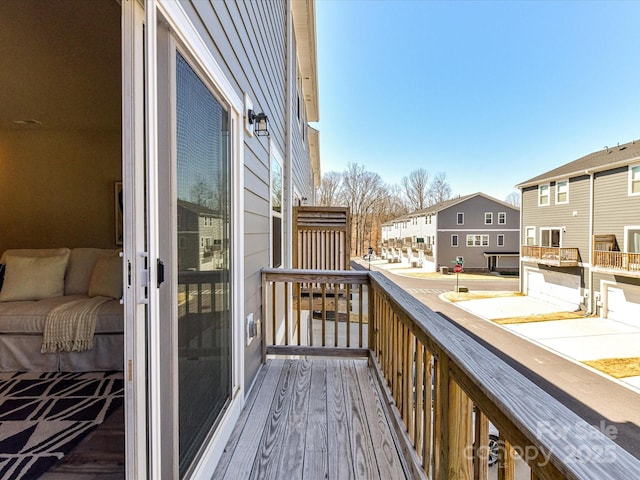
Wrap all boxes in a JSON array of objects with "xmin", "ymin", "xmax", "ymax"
[{"xmin": 517, "ymin": 140, "xmax": 640, "ymax": 324}]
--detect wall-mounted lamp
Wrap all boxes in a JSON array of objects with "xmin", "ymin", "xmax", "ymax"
[{"xmin": 248, "ymin": 109, "xmax": 269, "ymax": 137}]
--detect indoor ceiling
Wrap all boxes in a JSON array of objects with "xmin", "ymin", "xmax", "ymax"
[{"xmin": 0, "ymin": 0, "xmax": 121, "ymax": 132}]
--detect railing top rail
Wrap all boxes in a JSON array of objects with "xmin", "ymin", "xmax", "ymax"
[
  {"xmin": 367, "ymin": 270, "xmax": 640, "ymax": 479},
  {"xmin": 262, "ymin": 268, "xmax": 370, "ymax": 284}
]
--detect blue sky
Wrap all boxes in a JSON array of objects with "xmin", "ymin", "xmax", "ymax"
[{"xmin": 312, "ymin": 0, "xmax": 640, "ymax": 202}]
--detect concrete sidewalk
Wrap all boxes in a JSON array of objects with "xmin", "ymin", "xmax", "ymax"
[{"xmin": 364, "ymin": 257, "xmax": 640, "ymax": 393}]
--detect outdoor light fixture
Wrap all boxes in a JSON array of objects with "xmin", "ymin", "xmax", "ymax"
[{"xmin": 248, "ymin": 109, "xmax": 269, "ymax": 137}]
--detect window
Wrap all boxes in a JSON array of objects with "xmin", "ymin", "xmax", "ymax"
[
  {"xmin": 625, "ymin": 227, "xmax": 640, "ymax": 253},
  {"xmin": 630, "ymin": 165, "xmax": 640, "ymax": 195},
  {"xmin": 466, "ymin": 234, "xmax": 489, "ymax": 246},
  {"xmin": 540, "ymin": 228, "xmax": 561, "ymax": 247},
  {"xmin": 175, "ymin": 51, "xmax": 231, "ymax": 474},
  {"xmin": 525, "ymin": 227, "xmax": 536, "ymax": 245},
  {"xmin": 485, "ymin": 212, "xmax": 493, "ymax": 224},
  {"xmin": 451, "ymin": 234, "xmax": 459, "ymax": 247},
  {"xmin": 556, "ymin": 180, "xmax": 569, "ymax": 204},
  {"xmin": 497, "ymin": 234, "xmax": 505, "ymax": 247},
  {"xmin": 271, "ymin": 152, "xmax": 283, "ymax": 268},
  {"xmin": 498, "ymin": 212, "xmax": 506, "ymax": 224},
  {"xmin": 538, "ymin": 184, "xmax": 550, "ymax": 206},
  {"xmin": 457, "ymin": 212, "xmax": 464, "ymax": 225}
]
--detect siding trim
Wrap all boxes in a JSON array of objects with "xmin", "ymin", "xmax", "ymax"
[{"xmin": 158, "ymin": 0, "xmax": 243, "ymax": 113}]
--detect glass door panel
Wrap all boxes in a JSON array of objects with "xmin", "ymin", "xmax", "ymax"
[{"xmin": 175, "ymin": 51, "xmax": 231, "ymax": 476}]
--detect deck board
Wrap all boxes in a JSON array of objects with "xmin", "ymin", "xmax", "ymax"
[{"xmin": 215, "ymin": 358, "xmax": 407, "ymax": 480}]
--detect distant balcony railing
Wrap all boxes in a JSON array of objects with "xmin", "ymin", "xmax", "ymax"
[
  {"xmin": 262, "ymin": 268, "xmax": 639, "ymax": 479},
  {"xmin": 593, "ymin": 250, "xmax": 640, "ymax": 276},
  {"xmin": 521, "ymin": 245, "xmax": 580, "ymax": 267}
]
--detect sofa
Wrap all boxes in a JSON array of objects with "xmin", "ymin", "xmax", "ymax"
[{"xmin": 0, "ymin": 247, "xmax": 124, "ymax": 372}]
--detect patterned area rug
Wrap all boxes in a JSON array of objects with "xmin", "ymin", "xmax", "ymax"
[{"xmin": 0, "ymin": 371, "xmax": 124, "ymax": 479}]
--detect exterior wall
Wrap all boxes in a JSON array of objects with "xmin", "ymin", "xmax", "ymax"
[
  {"xmin": 183, "ymin": 0, "xmax": 315, "ymax": 390},
  {"xmin": 593, "ymin": 167, "xmax": 640, "ymax": 251},
  {"xmin": 437, "ymin": 196, "xmax": 520, "ymax": 271},
  {"xmin": 521, "ymin": 176, "xmax": 591, "ymax": 262}
]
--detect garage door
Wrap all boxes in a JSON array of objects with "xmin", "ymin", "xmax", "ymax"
[
  {"xmin": 606, "ymin": 286, "xmax": 640, "ymax": 327},
  {"xmin": 526, "ymin": 270, "xmax": 582, "ymax": 310}
]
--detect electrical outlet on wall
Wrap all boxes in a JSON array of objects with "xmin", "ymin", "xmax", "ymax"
[{"xmin": 246, "ymin": 313, "xmax": 256, "ymax": 346}]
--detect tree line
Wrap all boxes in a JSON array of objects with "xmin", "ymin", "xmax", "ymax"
[{"xmin": 317, "ymin": 163, "xmax": 520, "ymax": 256}]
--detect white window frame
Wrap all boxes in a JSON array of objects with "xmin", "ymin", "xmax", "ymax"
[
  {"xmin": 540, "ymin": 227, "xmax": 562, "ymax": 248},
  {"xmin": 457, "ymin": 212, "xmax": 464, "ymax": 225},
  {"xmin": 497, "ymin": 234, "xmax": 505, "ymax": 247},
  {"xmin": 451, "ymin": 234, "xmax": 459, "ymax": 247},
  {"xmin": 556, "ymin": 179, "xmax": 569, "ymax": 204},
  {"xmin": 270, "ymin": 141, "xmax": 284, "ymax": 268},
  {"xmin": 484, "ymin": 212, "xmax": 493, "ymax": 225},
  {"xmin": 624, "ymin": 225, "xmax": 640, "ymax": 253},
  {"xmin": 498, "ymin": 212, "xmax": 506, "ymax": 224},
  {"xmin": 630, "ymin": 164, "xmax": 640, "ymax": 196},
  {"xmin": 466, "ymin": 234, "xmax": 489, "ymax": 247},
  {"xmin": 525, "ymin": 226, "xmax": 536, "ymax": 246},
  {"xmin": 538, "ymin": 183, "xmax": 550, "ymax": 206}
]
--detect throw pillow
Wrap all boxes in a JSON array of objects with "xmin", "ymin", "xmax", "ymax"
[
  {"xmin": 88, "ymin": 255, "xmax": 123, "ymax": 299},
  {"xmin": 0, "ymin": 254, "xmax": 69, "ymax": 302}
]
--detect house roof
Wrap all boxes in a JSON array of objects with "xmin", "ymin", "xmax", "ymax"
[
  {"xmin": 178, "ymin": 199, "xmax": 221, "ymax": 217},
  {"xmin": 382, "ymin": 192, "xmax": 519, "ymax": 226},
  {"xmin": 517, "ymin": 139, "xmax": 640, "ymax": 188}
]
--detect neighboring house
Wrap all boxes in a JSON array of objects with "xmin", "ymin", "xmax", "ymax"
[
  {"xmin": 381, "ymin": 193, "xmax": 520, "ymax": 272},
  {"xmin": 1, "ymin": 1, "xmax": 319, "ymax": 478},
  {"xmin": 517, "ymin": 140, "xmax": 640, "ymax": 323}
]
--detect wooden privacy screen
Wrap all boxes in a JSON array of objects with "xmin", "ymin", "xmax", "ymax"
[{"xmin": 293, "ymin": 206, "xmax": 350, "ymax": 270}]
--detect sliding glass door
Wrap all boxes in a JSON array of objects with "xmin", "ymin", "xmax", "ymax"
[{"xmin": 174, "ymin": 51, "xmax": 232, "ymax": 476}]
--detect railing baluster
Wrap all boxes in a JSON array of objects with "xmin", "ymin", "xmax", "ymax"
[
  {"xmin": 284, "ymin": 282, "xmax": 289, "ymax": 346},
  {"xmin": 473, "ymin": 407, "xmax": 489, "ymax": 480},
  {"xmin": 358, "ymin": 284, "xmax": 363, "ymax": 348},
  {"xmin": 346, "ymin": 283, "xmax": 351, "ymax": 347},
  {"xmin": 307, "ymin": 281, "xmax": 313, "ymax": 346},
  {"xmin": 271, "ymin": 281, "xmax": 276, "ymax": 346},
  {"xmin": 497, "ymin": 436, "xmax": 515, "ymax": 480},
  {"xmin": 334, "ymin": 283, "xmax": 339, "ymax": 347},
  {"xmin": 414, "ymin": 341, "xmax": 424, "ymax": 463},
  {"xmin": 295, "ymin": 282, "xmax": 301, "ymax": 346},
  {"xmin": 321, "ymin": 283, "xmax": 326, "ymax": 347}
]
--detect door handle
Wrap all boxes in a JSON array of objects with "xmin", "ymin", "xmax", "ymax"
[{"xmin": 157, "ymin": 259, "xmax": 165, "ymax": 288}]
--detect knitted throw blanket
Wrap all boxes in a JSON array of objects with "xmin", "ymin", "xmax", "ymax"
[{"xmin": 41, "ymin": 296, "xmax": 111, "ymax": 353}]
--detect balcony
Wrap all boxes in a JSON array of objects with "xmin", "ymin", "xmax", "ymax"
[
  {"xmin": 592, "ymin": 234, "xmax": 640, "ymax": 277},
  {"xmin": 214, "ymin": 269, "xmax": 639, "ymax": 479},
  {"xmin": 521, "ymin": 245, "xmax": 580, "ymax": 267}
]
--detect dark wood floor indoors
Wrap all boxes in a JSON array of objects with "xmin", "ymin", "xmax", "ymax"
[
  {"xmin": 39, "ymin": 405, "xmax": 125, "ymax": 480},
  {"xmin": 213, "ymin": 358, "xmax": 408, "ymax": 480}
]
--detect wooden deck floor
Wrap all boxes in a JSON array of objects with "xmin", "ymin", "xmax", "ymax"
[{"xmin": 213, "ymin": 358, "xmax": 408, "ymax": 480}]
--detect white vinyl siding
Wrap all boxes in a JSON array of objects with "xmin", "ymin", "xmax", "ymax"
[
  {"xmin": 556, "ymin": 180, "xmax": 569, "ymax": 204},
  {"xmin": 484, "ymin": 212, "xmax": 493, "ymax": 224},
  {"xmin": 538, "ymin": 184, "xmax": 550, "ymax": 206},
  {"xmin": 467, "ymin": 234, "xmax": 489, "ymax": 247}
]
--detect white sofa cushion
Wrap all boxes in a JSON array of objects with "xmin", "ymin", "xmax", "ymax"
[
  {"xmin": 0, "ymin": 252, "xmax": 70, "ymax": 302},
  {"xmin": 65, "ymin": 248, "xmax": 120, "ymax": 296}
]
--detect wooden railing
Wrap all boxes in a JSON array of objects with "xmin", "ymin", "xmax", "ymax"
[
  {"xmin": 521, "ymin": 246, "xmax": 580, "ymax": 266},
  {"xmin": 262, "ymin": 268, "xmax": 640, "ymax": 479},
  {"xmin": 593, "ymin": 250, "xmax": 640, "ymax": 275}
]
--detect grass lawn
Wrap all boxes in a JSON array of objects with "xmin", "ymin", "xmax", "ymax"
[
  {"xmin": 583, "ymin": 357, "xmax": 640, "ymax": 379},
  {"xmin": 443, "ymin": 291, "xmax": 524, "ymax": 302}
]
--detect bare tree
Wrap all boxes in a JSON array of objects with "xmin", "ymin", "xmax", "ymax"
[
  {"xmin": 341, "ymin": 163, "xmax": 386, "ymax": 255},
  {"xmin": 401, "ymin": 168, "xmax": 430, "ymax": 211},
  {"xmin": 505, "ymin": 190, "xmax": 521, "ymax": 208},
  {"xmin": 428, "ymin": 171, "xmax": 452, "ymax": 205},
  {"xmin": 317, "ymin": 171, "xmax": 342, "ymax": 206}
]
